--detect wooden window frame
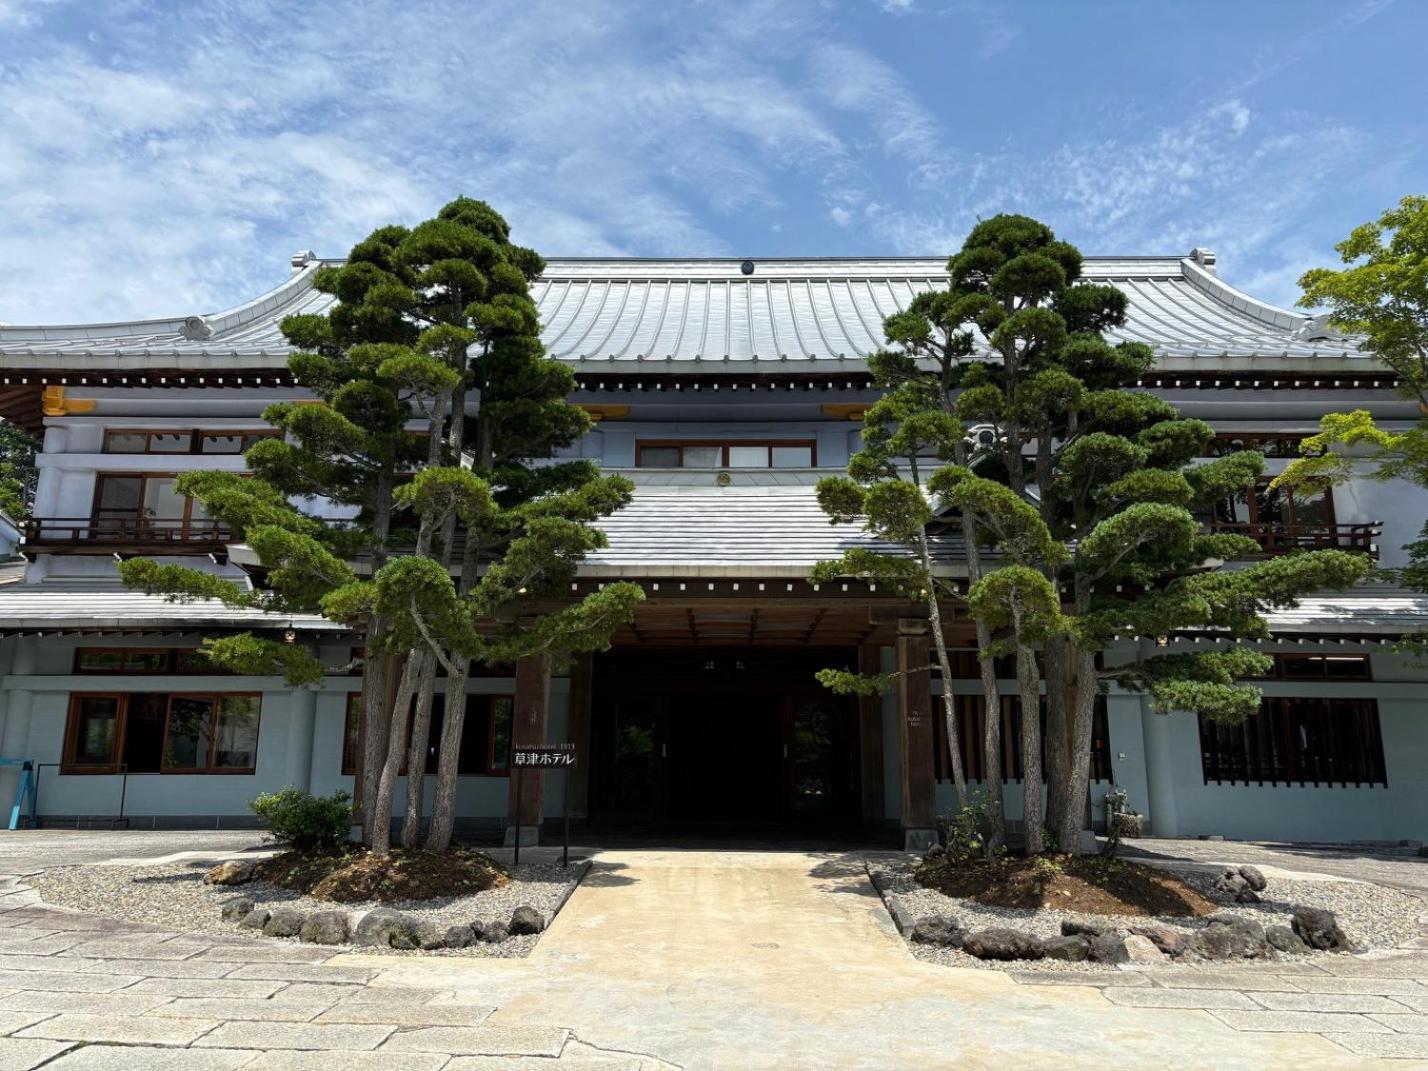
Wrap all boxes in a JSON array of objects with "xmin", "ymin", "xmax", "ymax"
[
  {"xmin": 635, "ymin": 439, "xmax": 818, "ymax": 469},
  {"xmin": 62, "ymin": 691, "xmax": 261, "ymax": 775},
  {"xmin": 102, "ymin": 428, "xmax": 278, "ymax": 455},
  {"xmin": 1198, "ymin": 695, "xmax": 1387, "ymax": 788},
  {"xmin": 1205, "ymin": 432, "xmax": 1311, "ymax": 459},
  {"xmin": 159, "ymin": 692, "xmax": 263, "ymax": 774},
  {"xmin": 62, "ymin": 693, "xmax": 128, "ymax": 774},
  {"xmin": 74, "ymin": 648, "xmax": 172, "ymax": 674},
  {"xmin": 91, "ymin": 472, "xmax": 226, "ymax": 542}
]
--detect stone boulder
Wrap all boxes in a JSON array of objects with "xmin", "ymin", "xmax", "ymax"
[
  {"xmin": 1088, "ymin": 933, "xmax": 1131, "ymax": 964},
  {"xmin": 1291, "ymin": 906, "xmax": 1352, "ymax": 952},
  {"xmin": 1122, "ymin": 934, "xmax": 1164, "ymax": 964},
  {"xmin": 414, "ymin": 921, "xmax": 447, "ymax": 951},
  {"xmin": 1041, "ymin": 935, "xmax": 1091, "ymax": 962},
  {"xmin": 1129, "ymin": 924, "xmax": 1190, "ymax": 958},
  {"xmin": 1194, "ymin": 914, "xmax": 1269, "ymax": 961},
  {"xmin": 509, "ymin": 906, "xmax": 545, "ymax": 936},
  {"xmin": 353, "ymin": 908, "xmax": 414, "ymax": 949},
  {"xmin": 220, "ymin": 897, "xmax": 255, "ymax": 922},
  {"xmin": 962, "ymin": 928, "xmax": 1045, "ymax": 961},
  {"xmin": 238, "ymin": 907, "xmax": 270, "ymax": 930},
  {"xmin": 204, "ymin": 860, "xmax": 256, "ymax": 886},
  {"xmin": 1212, "ymin": 868, "xmax": 1261, "ymax": 904},
  {"xmin": 262, "ymin": 908, "xmax": 307, "ymax": 938},
  {"xmin": 1266, "ymin": 925, "xmax": 1310, "ymax": 955},
  {"xmin": 923, "ymin": 843, "xmax": 946, "ymax": 862},
  {"xmin": 299, "ymin": 910, "xmax": 350, "ymax": 945},
  {"xmin": 1061, "ymin": 919, "xmax": 1112, "ymax": 939},
  {"xmin": 443, "ymin": 924, "xmax": 476, "ymax": 949},
  {"xmin": 479, "ymin": 921, "xmax": 510, "ymax": 944},
  {"xmin": 1238, "ymin": 865, "xmax": 1268, "ymax": 892},
  {"xmin": 910, "ymin": 917, "xmax": 965, "ymax": 948}
]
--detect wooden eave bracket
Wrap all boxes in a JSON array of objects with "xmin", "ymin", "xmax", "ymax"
[
  {"xmin": 41, "ymin": 385, "xmax": 96, "ymax": 416},
  {"xmin": 578, "ymin": 403, "xmax": 630, "ymax": 422}
]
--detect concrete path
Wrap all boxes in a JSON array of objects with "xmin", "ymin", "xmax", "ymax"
[{"xmin": 359, "ymin": 850, "xmax": 1428, "ymax": 1069}]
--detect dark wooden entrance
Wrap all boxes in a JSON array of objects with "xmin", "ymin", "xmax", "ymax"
[{"xmin": 588, "ymin": 648, "xmax": 861, "ymax": 829}]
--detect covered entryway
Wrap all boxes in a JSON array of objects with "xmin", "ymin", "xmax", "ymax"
[{"xmin": 587, "ymin": 648, "xmax": 861, "ymax": 833}]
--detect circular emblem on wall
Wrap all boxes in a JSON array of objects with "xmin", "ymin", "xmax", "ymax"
[
  {"xmin": 740, "ymin": 260, "xmax": 755, "ymax": 275},
  {"xmin": 716, "ymin": 470, "xmax": 733, "ymax": 486}
]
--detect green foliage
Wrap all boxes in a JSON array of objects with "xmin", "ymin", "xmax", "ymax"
[
  {"xmin": 0, "ymin": 422, "xmax": 37, "ymax": 522},
  {"xmin": 250, "ymin": 787, "xmax": 353, "ymax": 850},
  {"xmin": 814, "ymin": 668, "xmax": 899, "ymax": 697},
  {"xmin": 202, "ymin": 636, "xmax": 325, "ymax": 686},
  {"xmin": 937, "ymin": 791, "xmax": 997, "ymax": 861}
]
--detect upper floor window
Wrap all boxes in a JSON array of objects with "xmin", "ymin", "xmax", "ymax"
[
  {"xmin": 74, "ymin": 647, "xmax": 225, "ymax": 675},
  {"xmin": 635, "ymin": 440, "xmax": 816, "ymax": 469},
  {"xmin": 104, "ymin": 429, "xmax": 278, "ymax": 455},
  {"xmin": 1205, "ymin": 433, "xmax": 1310, "ymax": 458}
]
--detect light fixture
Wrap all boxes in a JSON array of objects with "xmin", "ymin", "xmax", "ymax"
[
  {"xmin": 1155, "ymin": 636, "xmax": 1170, "ymax": 648},
  {"xmin": 283, "ymin": 629, "xmax": 297, "ymax": 645}
]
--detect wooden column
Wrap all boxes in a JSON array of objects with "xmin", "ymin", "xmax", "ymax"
[
  {"xmin": 857, "ymin": 645, "xmax": 886, "ymax": 825},
  {"xmin": 896, "ymin": 619, "xmax": 937, "ymax": 851},
  {"xmin": 565, "ymin": 652, "xmax": 594, "ymax": 820},
  {"xmin": 507, "ymin": 650, "xmax": 551, "ymax": 843}
]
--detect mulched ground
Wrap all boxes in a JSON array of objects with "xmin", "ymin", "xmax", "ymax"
[
  {"xmin": 915, "ymin": 853, "xmax": 1219, "ymax": 917},
  {"xmin": 255, "ymin": 845, "xmax": 508, "ymax": 903}
]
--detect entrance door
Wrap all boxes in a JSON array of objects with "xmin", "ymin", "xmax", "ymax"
[{"xmin": 588, "ymin": 648, "xmax": 860, "ymax": 830}]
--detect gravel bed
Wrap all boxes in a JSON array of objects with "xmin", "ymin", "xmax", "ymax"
[
  {"xmin": 32, "ymin": 857, "xmax": 588, "ymax": 959},
  {"xmin": 870, "ymin": 858, "xmax": 1426, "ymax": 973}
]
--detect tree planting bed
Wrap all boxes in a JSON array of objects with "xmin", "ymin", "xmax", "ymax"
[
  {"xmin": 33, "ymin": 852, "xmax": 589, "ymax": 959},
  {"xmin": 869, "ymin": 854, "xmax": 1424, "ymax": 972}
]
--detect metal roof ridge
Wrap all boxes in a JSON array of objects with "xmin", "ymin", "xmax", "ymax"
[{"xmin": 1178, "ymin": 256, "xmax": 1308, "ymax": 333}]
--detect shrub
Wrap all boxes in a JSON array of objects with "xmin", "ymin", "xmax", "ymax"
[
  {"xmin": 250, "ymin": 787, "xmax": 352, "ymax": 851},
  {"xmin": 937, "ymin": 792, "xmax": 995, "ymax": 860}
]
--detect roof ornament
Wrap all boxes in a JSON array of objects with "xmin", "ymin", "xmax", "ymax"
[
  {"xmin": 1294, "ymin": 313, "xmax": 1343, "ymax": 342},
  {"xmin": 291, "ymin": 249, "xmax": 318, "ymax": 272},
  {"xmin": 1189, "ymin": 247, "xmax": 1217, "ymax": 275},
  {"xmin": 740, "ymin": 260, "xmax": 755, "ymax": 275},
  {"xmin": 179, "ymin": 316, "xmax": 214, "ymax": 341}
]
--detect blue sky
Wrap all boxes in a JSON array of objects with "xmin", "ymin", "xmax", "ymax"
[{"xmin": 1, "ymin": 0, "xmax": 1423, "ymax": 323}]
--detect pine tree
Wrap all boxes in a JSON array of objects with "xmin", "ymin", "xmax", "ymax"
[
  {"xmin": 816, "ymin": 215, "xmax": 1370, "ymax": 854},
  {"xmin": 121, "ymin": 197, "xmax": 643, "ymax": 855}
]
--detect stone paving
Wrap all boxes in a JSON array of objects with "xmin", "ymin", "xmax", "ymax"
[{"xmin": 2, "ymin": 832, "xmax": 1428, "ymax": 1067}]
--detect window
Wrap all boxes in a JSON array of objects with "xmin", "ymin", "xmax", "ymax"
[
  {"xmin": 933, "ymin": 694, "xmax": 1112, "ymax": 783},
  {"xmin": 341, "ymin": 692, "xmax": 514, "ymax": 776},
  {"xmin": 635, "ymin": 440, "xmax": 816, "ymax": 468},
  {"xmin": 63, "ymin": 693, "xmax": 260, "ymax": 774},
  {"xmin": 90, "ymin": 474, "xmax": 223, "ymax": 542},
  {"xmin": 1278, "ymin": 654, "xmax": 1372, "ymax": 681},
  {"xmin": 74, "ymin": 647, "xmax": 223, "ymax": 674},
  {"xmin": 163, "ymin": 695, "xmax": 260, "ymax": 772},
  {"xmin": 1205, "ymin": 433, "xmax": 1310, "ymax": 458},
  {"xmin": 1198, "ymin": 697, "xmax": 1386, "ymax": 787},
  {"xmin": 1213, "ymin": 480, "xmax": 1336, "ymax": 546},
  {"xmin": 104, "ymin": 429, "xmax": 277, "ymax": 454}
]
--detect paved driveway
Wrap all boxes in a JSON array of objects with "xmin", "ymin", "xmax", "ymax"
[{"xmin": 1, "ymin": 833, "xmax": 1427, "ymax": 1068}]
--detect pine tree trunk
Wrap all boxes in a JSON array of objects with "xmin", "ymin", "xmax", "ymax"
[
  {"xmin": 358, "ymin": 466, "xmax": 397, "ymax": 847},
  {"xmin": 1041, "ymin": 636, "xmax": 1070, "ymax": 839},
  {"xmin": 1016, "ymin": 643, "xmax": 1044, "ymax": 856},
  {"xmin": 919, "ymin": 534, "xmax": 968, "ymax": 810},
  {"xmin": 974, "ymin": 618, "xmax": 1005, "ymax": 855},
  {"xmin": 370, "ymin": 654, "xmax": 419, "ymax": 858},
  {"xmin": 1056, "ymin": 647, "xmax": 1100, "ymax": 854},
  {"xmin": 425, "ymin": 656, "xmax": 470, "ymax": 852},
  {"xmin": 401, "ymin": 653, "xmax": 436, "ymax": 848}
]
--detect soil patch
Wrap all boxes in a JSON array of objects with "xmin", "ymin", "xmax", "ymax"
[
  {"xmin": 915, "ymin": 854, "xmax": 1217, "ymax": 917},
  {"xmin": 255, "ymin": 846, "xmax": 508, "ymax": 903}
]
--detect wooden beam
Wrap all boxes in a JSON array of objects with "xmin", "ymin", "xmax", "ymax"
[
  {"xmin": 858, "ymin": 645, "xmax": 886, "ymax": 825},
  {"xmin": 565, "ymin": 653, "xmax": 594, "ymax": 820},
  {"xmin": 507, "ymin": 651, "xmax": 551, "ymax": 839},
  {"xmin": 895, "ymin": 619, "xmax": 936, "ymax": 850}
]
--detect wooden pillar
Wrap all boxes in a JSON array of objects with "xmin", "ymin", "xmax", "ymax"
[
  {"xmin": 507, "ymin": 650, "xmax": 551, "ymax": 844},
  {"xmin": 896, "ymin": 619, "xmax": 937, "ymax": 852},
  {"xmin": 857, "ymin": 645, "xmax": 885, "ymax": 825},
  {"xmin": 565, "ymin": 652, "xmax": 594, "ymax": 820}
]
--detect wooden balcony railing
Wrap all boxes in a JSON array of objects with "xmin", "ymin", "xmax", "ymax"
[
  {"xmin": 1211, "ymin": 521, "xmax": 1382, "ymax": 559},
  {"xmin": 21, "ymin": 517, "xmax": 232, "ymax": 555}
]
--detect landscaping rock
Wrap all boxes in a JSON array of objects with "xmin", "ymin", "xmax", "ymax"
[
  {"xmin": 414, "ymin": 921, "xmax": 447, "ymax": 951},
  {"xmin": 262, "ymin": 908, "xmax": 307, "ymax": 938},
  {"xmin": 1088, "ymin": 933, "xmax": 1131, "ymax": 964},
  {"xmin": 509, "ymin": 905, "xmax": 545, "ymax": 936},
  {"xmin": 923, "ymin": 844, "xmax": 946, "ymax": 862},
  {"xmin": 237, "ymin": 907, "xmax": 270, "ymax": 930},
  {"xmin": 1129, "ymin": 924, "xmax": 1189, "ymax": 958},
  {"xmin": 443, "ymin": 924, "xmax": 476, "ymax": 949},
  {"xmin": 1122, "ymin": 934, "xmax": 1164, "ymax": 963},
  {"xmin": 299, "ymin": 910, "xmax": 350, "ymax": 945},
  {"xmin": 963, "ymin": 928, "xmax": 1045, "ymax": 961},
  {"xmin": 910, "ymin": 917, "xmax": 965, "ymax": 948},
  {"xmin": 1195, "ymin": 914, "xmax": 1269, "ymax": 960},
  {"xmin": 204, "ymin": 860, "xmax": 256, "ymax": 886},
  {"xmin": 220, "ymin": 897, "xmax": 255, "ymax": 922},
  {"xmin": 1238, "ymin": 865, "xmax": 1268, "ymax": 892},
  {"xmin": 353, "ymin": 908, "xmax": 412, "ymax": 948},
  {"xmin": 479, "ymin": 921, "xmax": 510, "ymax": 944},
  {"xmin": 1212, "ymin": 867, "xmax": 1248, "ymax": 899},
  {"xmin": 1292, "ymin": 906, "xmax": 1352, "ymax": 952},
  {"xmin": 1061, "ymin": 919, "xmax": 1112, "ymax": 939},
  {"xmin": 1041, "ymin": 935, "xmax": 1091, "ymax": 962},
  {"xmin": 1267, "ymin": 925, "xmax": 1310, "ymax": 955}
]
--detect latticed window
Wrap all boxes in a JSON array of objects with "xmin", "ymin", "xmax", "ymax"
[{"xmin": 1198, "ymin": 697, "xmax": 1387, "ymax": 787}]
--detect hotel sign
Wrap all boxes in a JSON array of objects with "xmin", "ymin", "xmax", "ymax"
[{"xmin": 513, "ymin": 744, "xmax": 577, "ymax": 769}]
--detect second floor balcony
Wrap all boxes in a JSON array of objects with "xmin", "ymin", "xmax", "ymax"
[
  {"xmin": 1209, "ymin": 519, "xmax": 1382, "ymax": 559},
  {"xmin": 22, "ymin": 516, "xmax": 232, "ymax": 556}
]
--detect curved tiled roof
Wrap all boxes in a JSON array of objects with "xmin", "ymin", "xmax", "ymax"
[{"xmin": 0, "ymin": 253, "xmax": 1368, "ymax": 372}]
